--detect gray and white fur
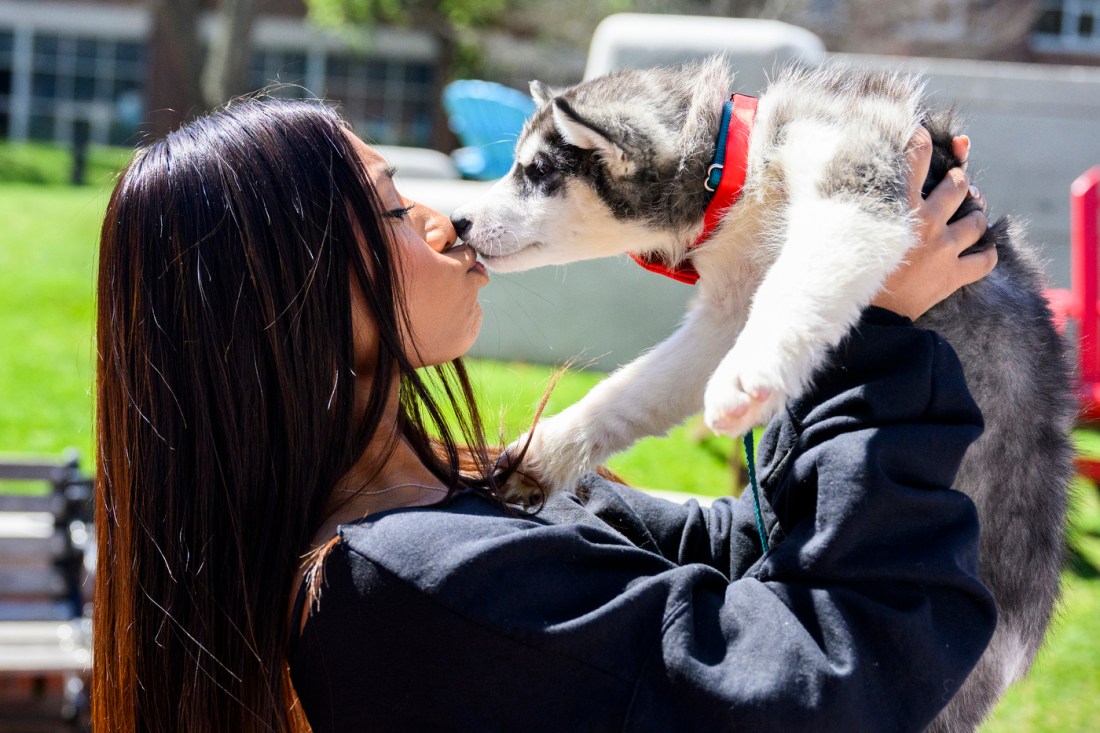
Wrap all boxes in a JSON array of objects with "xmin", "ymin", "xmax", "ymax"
[{"xmin": 451, "ymin": 57, "xmax": 1074, "ymax": 731}]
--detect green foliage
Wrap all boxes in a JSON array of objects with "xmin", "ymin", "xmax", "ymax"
[{"xmin": 305, "ymin": 0, "xmax": 512, "ymax": 32}]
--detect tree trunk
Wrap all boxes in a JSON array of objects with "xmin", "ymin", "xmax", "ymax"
[
  {"xmin": 145, "ymin": 0, "xmax": 205, "ymax": 139},
  {"xmin": 202, "ymin": 0, "xmax": 259, "ymax": 109},
  {"xmin": 429, "ymin": 29, "xmax": 459, "ymax": 152}
]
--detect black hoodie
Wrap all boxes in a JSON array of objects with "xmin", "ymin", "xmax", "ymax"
[{"xmin": 289, "ymin": 308, "xmax": 996, "ymax": 732}]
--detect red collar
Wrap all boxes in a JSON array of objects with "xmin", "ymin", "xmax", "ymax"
[{"xmin": 630, "ymin": 94, "xmax": 758, "ymax": 285}]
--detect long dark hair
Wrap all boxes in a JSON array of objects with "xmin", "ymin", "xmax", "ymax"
[{"xmin": 93, "ymin": 98, "xmax": 506, "ymax": 732}]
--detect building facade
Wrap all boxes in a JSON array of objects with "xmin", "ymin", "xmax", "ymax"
[
  {"xmin": 2, "ymin": 0, "xmax": 1098, "ymax": 150},
  {"xmin": 1034, "ymin": 0, "xmax": 1100, "ymax": 57},
  {"xmin": 0, "ymin": 0, "xmax": 440, "ymax": 148}
]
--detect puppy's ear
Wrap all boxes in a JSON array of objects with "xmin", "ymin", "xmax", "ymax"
[
  {"xmin": 552, "ymin": 98, "xmax": 634, "ymax": 177},
  {"xmin": 529, "ymin": 80, "xmax": 555, "ymax": 106}
]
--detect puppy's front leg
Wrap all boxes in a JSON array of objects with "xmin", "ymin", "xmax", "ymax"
[
  {"xmin": 512, "ymin": 302, "xmax": 746, "ymax": 497},
  {"xmin": 704, "ymin": 195, "xmax": 912, "ymax": 436}
]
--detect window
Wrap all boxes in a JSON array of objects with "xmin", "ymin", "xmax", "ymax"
[
  {"xmin": 21, "ymin": 32, "xmax": 146, "ymax": 145},
  {"xmin": 1037, "ymin": 7, "xmax": 1065, "ymax": 34},
  {"xmin": 322, "ymin": 54, "xmax": 434, "ymax": 146},
  {"xmin": 0, "ymin": 19, "xmax": 439, "ymax": 147},
  {"xmin": 1034, "ymin": 0, "xmax": 1100, "ymax": 51}
]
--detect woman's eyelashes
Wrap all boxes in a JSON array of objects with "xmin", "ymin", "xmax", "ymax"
[{"xmin": 386, "ymin": 204, "xmax": 416, "ymax": 220}]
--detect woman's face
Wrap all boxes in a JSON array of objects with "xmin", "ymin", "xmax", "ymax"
[{"xmin": 347, "ymin": 133, "xmax": 489, "ymax": 369}]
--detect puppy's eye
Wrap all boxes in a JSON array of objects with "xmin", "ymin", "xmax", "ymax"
[{"xmin": 525, "ymin": 155, "xmax": 553, "ymax": 181}]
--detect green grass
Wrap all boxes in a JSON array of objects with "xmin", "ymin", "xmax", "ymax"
[
  {"xmin": 0, "ymin": 140, "xmax": 132, "ymax": 188},
  {"xmin": 982, "ymin": 482, "xmax": 1100, "ymax": 732},
  {"xmin": 462, "ymin": 359, "xmax": 739, "ymax": 496},
  {"xmin": 1, "ymin": 162, "xmax": 1098, "ymax": 730},
  {"xmin": 0, "ymin": 183, "xmax": 109, "ymax": 466}
]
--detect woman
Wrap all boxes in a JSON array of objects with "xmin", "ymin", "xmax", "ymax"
[{"xmin": 93, "ymin": 98, "xmax": 996, "ymax": 732}]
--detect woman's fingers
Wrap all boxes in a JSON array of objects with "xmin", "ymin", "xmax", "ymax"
[
  {"xmin": 947, "ymin": 208, "xmax": 989, "ymax": 252},
  {"xmin": 874, "ymin": 133, "xmax": 994, "ymax": 320},
  {"xmin": 952, "ymin": 209, "xmax": 996, "ymax": 261},
  {"xmin": 906, "ymin": 127, "xmax": 934, "ymax": 208},
  {"xmin": 954, "ymin": 232, "xmax": 999, "ymax": 289},
  {"xmin": 959, "ymin": 245, "xmax": 999, "ymax": 285},
  {"xmin": 969, "ymin": 184, "xmax": 987, "ymax": 214},
  {"xmin": 952, "ymin": 135, "xmax": 970, "ymax": 171},
  {"xmin": 922, "ymin": 167, "xmax": 972, "ymax": 225}
]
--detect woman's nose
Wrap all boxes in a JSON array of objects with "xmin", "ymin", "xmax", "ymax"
[
  {"xmin": 433, "ymin": 216, "xmax": 459, "ymax": 253},
  {"xmin": 410, "ymin": 203, "xmax": 457, "ymax": 252}
]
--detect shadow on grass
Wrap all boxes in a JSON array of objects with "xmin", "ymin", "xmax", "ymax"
[
  {"xmin": 1066, "ymin": 542, "xmax": 1100, "ymax": 579},
  {"xmin": 0, "ymin": 141, "xmax": 132, "ymax": 187},
  {"xmin": 0, "ymin": 158, "xmax": 52, "ymax": 184}
]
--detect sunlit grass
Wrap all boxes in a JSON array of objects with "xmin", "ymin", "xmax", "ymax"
[{"xmin": 981, "ymin": 480, "xmax": 1100, "ymax": 732}]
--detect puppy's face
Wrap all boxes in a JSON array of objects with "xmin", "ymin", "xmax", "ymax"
[{"xmin": 451, "ymin": 84, "xmax": 677, "ymax": 273}]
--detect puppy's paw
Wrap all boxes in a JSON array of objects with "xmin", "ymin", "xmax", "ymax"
[
  {"xmin": 497, "ymin": 432, "xmax": 549, "ymax": 507},
  {"xmin": 704, "ymin": 371, "xmax": 785, "ymax": 437},
  {"xmin": 498, "ymin": 419, "xmax": 588, "ymax": 504},
  {"xmin": 498, "ymin": 461, "xmax": 545, "ymax": 507}
]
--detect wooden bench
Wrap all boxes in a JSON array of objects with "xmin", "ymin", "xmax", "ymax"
[{"xmin": 0, "ymin": 453, "xmax": 92, "ymax": 732}]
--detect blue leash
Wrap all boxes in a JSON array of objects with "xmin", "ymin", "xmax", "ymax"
[
  {"xmin": 743, "ymin": 431, "xmax": 769, "ymax": 554},
  {"xmin": 703, "ymin": 99, "xmax": 770, "ymax": 555},
  {"xmin": 705, "ymin": 100, "xmax": 735, "ymax": 192}
]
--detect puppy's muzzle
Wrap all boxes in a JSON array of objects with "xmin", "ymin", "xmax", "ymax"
[{"xmin": 451, "ymin": 215, "xmax": 472, "ymax": 241}]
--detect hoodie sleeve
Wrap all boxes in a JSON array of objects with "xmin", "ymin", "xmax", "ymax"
[{"xmin": 619, "ymin": 307, "xmax": 996, "ymax": 732}]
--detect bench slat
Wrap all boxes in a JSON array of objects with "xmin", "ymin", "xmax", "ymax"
[
  {"xmin": 0, "ymin": 646, "xmax": 89, "ymax": 672},
  {"xmin": 0, "ymin": 496, "xmax": 63, "ymax": 514},
  {"xmin": 0, "ymin": 570, "xmax": 67, "ymax": 597},
  {"xmin": 0, "ymin": 534, "xmax": 66, "ymax": 561},
  {"xmin": 0, "ymin": 620, "xmax": 90, "ymax": 673},
  {"xmin": 0, "ymin": 603, "xmax": 75, "ymax": 623},
  {"xmin": 0, "ymin": 512, "xmax": 55, "ymax": 540},
  {"xmin": 0, "ymin": 461, "xmax": 74, "ymax": 483}
]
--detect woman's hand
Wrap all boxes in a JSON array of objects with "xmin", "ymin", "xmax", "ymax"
[{"xmin": 871, "ymin": 130, "xmax": 996, "ymax": 321}]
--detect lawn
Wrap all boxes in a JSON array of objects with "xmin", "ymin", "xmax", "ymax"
[{"xmin": 1, "ymin": 145, "xmax": 1097, "ymax": 730}]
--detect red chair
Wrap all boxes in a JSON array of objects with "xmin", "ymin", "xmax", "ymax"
[{"xmin": 1046, "ymin": 167, "xmax": 1100, "ymax": 483}]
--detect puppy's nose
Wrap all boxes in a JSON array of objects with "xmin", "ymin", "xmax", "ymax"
[{"xmin": 451, "ymin": 216, "xmax": 472, "ymax": 240}]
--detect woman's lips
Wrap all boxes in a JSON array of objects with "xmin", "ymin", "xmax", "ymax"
[{"xmin": 468, "ymin": 260, "xmax": 488, "ymax": 279}]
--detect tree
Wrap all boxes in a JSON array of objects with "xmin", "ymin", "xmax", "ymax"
[
  {"xmin": 305, "ymin": 0, "xmax": 526, "ymax": 150},
  {"xmin": 202, "ymin": 0, "xmax": 260, "ymax": 109},
  {"xmin": 145, "ymin": 0, "xmax": 259, "ymax": 139},
  {"xmin": 145, "ymin": 0, "xmax": 205, "ymax": 138}
]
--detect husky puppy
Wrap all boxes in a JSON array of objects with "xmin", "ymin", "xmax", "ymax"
[{"xmin": 450, "ymin": 57, "xmax": 1073, "ymax": 731}]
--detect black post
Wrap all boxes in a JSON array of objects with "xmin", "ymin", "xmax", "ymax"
[{"xmin": 70, "ymin": 120, "xmax": 90, "ymax": 186}]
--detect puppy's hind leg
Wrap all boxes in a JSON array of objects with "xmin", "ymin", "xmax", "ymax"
[{"xmin": 705, "ymin": 119, "xmax": 914, "ymax": 435}]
